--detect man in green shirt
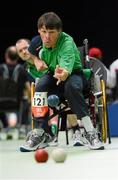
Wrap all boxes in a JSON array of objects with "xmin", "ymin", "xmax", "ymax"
[{"xmin": 20, "ymin": 12, "xmax": 104, "ymax": 151}]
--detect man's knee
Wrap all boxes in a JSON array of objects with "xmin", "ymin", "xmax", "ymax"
[{"xmin": 65, "ymin": 79, "xmax": 83, "ymax": 93}]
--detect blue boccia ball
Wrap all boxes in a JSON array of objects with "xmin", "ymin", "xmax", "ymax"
[{"xmin": 48, "ymin": 95, "xmax": 59, "ymax": 107}]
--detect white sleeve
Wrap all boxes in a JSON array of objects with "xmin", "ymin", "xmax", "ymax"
[
  {"xmin": 106, "ymin": 68, "xmax": 112, "ymax": 88},
  {"xmin": 108, "ymin": 60, "xmax": 118, "ymax": 88}
]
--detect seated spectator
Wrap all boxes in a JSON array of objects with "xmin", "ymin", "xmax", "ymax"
[
  {"xmin": 89, "ymin": 47, "xmax": 111, "ymax": 88},
  {"xmin": 16, "ymin": 37, "xmax": 48, "ymax": 83},
  {"xmin": 0, "ymin": 46, "xmax": 30, "ymax": 139},
  {"xmin": 89, "ymin": 47, "xmax": 103, "ymax": 60},
  {"xmin": 109, "ymin": 59, "xmax": 118, "ymax": 101}
]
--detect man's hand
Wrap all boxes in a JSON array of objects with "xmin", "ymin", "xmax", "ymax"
[
  {"xmin": 30, "ymin": 54, "xmax": 48, "ymax": 71},
  {"xmin": 54, "ymin": 65, "xmax": 69, "ymax": 85}
]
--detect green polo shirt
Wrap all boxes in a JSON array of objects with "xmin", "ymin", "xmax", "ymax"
[{"xmin": 39, "ymin": 32, "xmax": 82, "ymax": 74}]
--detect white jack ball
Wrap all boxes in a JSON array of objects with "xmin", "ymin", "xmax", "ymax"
[{"xmin": 51, "ymin": 148, "xmax": 67, "ymax": 163}]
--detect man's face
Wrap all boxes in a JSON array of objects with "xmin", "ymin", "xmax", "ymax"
[
  {"xmin": 38, "ymin": 26, "xmax": 60, "ymax": 48},
  {"xmin": 16, "ymin": 40, "xmax": 30, "ymax": 61}
]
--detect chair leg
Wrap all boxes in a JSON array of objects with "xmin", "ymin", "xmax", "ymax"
[
  {"xmin": 55, "ymin": 115, "xmax": 60, "ymax": 143},
  {"xmin": 65, "ymin": 129, "xmax": 69, "ymax": 145},
  {"xmin": 56, "ymin": 113, "xmax": 69, "ymax": 145},
  {"xmin": 65, "ymin": 114, "xmax": 69, "ymax": 145},
  {"xmin": 31, "ymin": 82, "xmax": 35, "ymax": 130},
  {"xmin": 31, "ymin": 116, "xmax": 35, "ymax": 129}
]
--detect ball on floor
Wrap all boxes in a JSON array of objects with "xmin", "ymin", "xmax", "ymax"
[
  {"xmin": 51, "ymin": 148, "xmax": 67, "ymax": 163},
  {"xmin": 34, "ymin": 149, "xmax": 48, "ymax": 163}
]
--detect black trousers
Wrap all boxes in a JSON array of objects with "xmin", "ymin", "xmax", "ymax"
[{"xmin": 35, "ymin": 72, "xmax": 89, "ymax": 132}]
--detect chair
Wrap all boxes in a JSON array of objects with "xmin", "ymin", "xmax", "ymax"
[{"xmin": 31, "ymin": 39, "xmax": 111, "ymax": 145}]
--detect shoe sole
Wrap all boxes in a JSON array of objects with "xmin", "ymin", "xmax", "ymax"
[
  {"xmin": 89, "ymin": 145, "xmax": 105, "ymax": 150},
  {"xmin": 73, "ymin": 142, "xmax": 84, "ymax": 146},
  {"xmin": 20, "ymin": 139, "xmax": 47, "ymax": 152},
  {"xmin": 20, "ymin": 144, "xmax": 40, "ymax": 152}
]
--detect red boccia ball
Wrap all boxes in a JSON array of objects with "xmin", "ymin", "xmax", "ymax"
[{"xmin": 34, "ymin": 149, "xmax": 49, "ymax": 163}]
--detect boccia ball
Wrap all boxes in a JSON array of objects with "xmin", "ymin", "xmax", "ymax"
[
  {"xmin": 34, "ymin": 149, "xmax": 48, "ymax": 163},
  {"xmin": 48, "ymin": 95, "xmax": 59, "ymax": 107},
  {"xmin": 51, "ymin": 148, "xmax": 67, "ymax": 163}
]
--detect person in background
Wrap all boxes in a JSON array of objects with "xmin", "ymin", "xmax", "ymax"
[
  {"xmin": 20, "ymin": 12, "xmax": 104, "ymax": 152},
  {"xmin": 89, "ymin": 47, "xmax": 111, "ymax": 89},
  {"xmin": 89, "ymin": 47, "xmax": 103, "ymax": 60},
  {"xmin": 16, "ymin": 37, "xmax": 48, "ymax": 83},
  {"xmin": 0, "ymin": 46, "xmax": 31, "ymax": 139},
  {"xmin": 109, "ymin": 59, "xmax": 118, "ymax": 101}
]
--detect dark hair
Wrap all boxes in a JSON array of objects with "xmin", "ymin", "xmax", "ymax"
[
  {"xmin": 5, "ymin": 46, "xmax": 19, "ymax": 61},
  {"xmin": 37, "ymin": 12, "xmax": 62, "ymax": 31}
]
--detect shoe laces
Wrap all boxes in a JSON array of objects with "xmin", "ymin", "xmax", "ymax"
[
  {"xmin": 26, "ymin": 129, "xmax": 45, "ymax": 147},
  {"xmin": 73, "ymin": 130, "xmax": 81, "ymax": 140},
  {"xmin": 87, "ymin": 131, "xmax": 99, "ymax": 144},
  {"xmin": 26, "ymin": 128, "xmax": 44, "ymax": 140},
  {"xmin": 26, "ymin": 132, "xmax": 40, "ymax": 146}
]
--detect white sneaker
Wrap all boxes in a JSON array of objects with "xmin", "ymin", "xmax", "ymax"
[
  {"xmin": 20, "ymin": 128, "xmax": 46, "ymax": 152},
  {"xmin": 86, "ymin": 131, "xmax": 104, "ymax": 150},
  {"xmin": 73, "ymin": 130, "xmax": 88, "ymax": 146}
]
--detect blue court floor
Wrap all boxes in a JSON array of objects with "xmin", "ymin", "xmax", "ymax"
[{"xmin": 0, "ymin": 132, "xmax": 118, "ymax": 180}]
